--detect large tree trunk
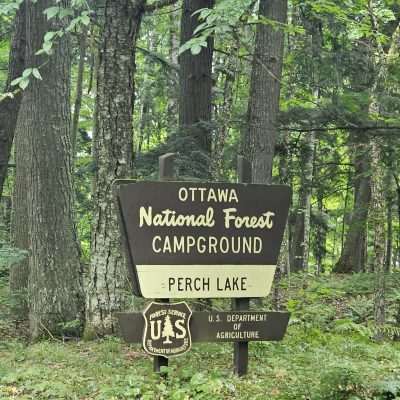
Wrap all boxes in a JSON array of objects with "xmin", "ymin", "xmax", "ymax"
[
  {"xmin": 245, "ymin": 0, "xmax": 287, "ymax": 184},
  {"xmin": 334, "ymin": 132, "xmax": 371, "ymax": 273},
  {"xmin": 8, "ymin": 4, "xmax": 29, "ymax": 324},
  {"xmin": 19, "ymin": 0, "xmax": 83, "ymax": 338},
  {"xmin": 0, "ymin": 3, "xmax": 26, "ymax": 202},
  {"xmin": 86, "ymin": 0, "xmax": 144, "ymax": 335},
  {"xmin": 179, "ymin": 0, "xmax": 214, "ymax": 154}
]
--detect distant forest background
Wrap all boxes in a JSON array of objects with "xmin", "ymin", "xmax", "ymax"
[{"xmin": 0, "ymin": 0, "xmax": 400, "ymax": 339}]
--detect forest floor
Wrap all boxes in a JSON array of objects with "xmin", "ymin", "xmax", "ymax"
[{"xmin": 1, "ymin": 273, "xmax": 400, "ymax": 400}]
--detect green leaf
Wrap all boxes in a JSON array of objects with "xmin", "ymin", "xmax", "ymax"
[
  {"xmin": 81, "ymin": 14, "xmax": 90, "ymax": 26},
  {"xmin": 10, "ymin": 77, "xmax": 23, "ymax": 87},
  {"xmin": 43, "ymin": 41, "xmax": 53, "ymax": 53},
  {"xmin": 191, "ymin": 44, "xmax": 202, "ymax": 55},
  {"xmin": 44, "ymin": 31, "xmax": 56, "ymax": 42},
  {"xmin": 32, "ymin": 68, "xmax": 42, "ymax": 80},
  {"xmin": 22, "ymin": 68, "xmax": 33, "ymax": 78},
  {"xmin": 19, "ymin": 78, "xmax": 29, "ymax": 90},
  {"xmin": 44, "ymin": 6, "xmax": 60, "ymax": 19},
  {"xmin": 59, "ymin": 8, "xmax": 74, "ymax": 18}
]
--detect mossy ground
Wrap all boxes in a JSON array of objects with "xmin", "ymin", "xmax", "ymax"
[{"xmin": 1, "ymin": 274, "xmax": 400, "ymax": 400}]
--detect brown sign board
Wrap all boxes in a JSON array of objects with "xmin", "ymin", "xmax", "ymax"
[
  {"xmin": 117, "ymin": 311, "xmax": 290, "ymax": 344},
  {"xmin": 116, "ymin": 181, "xmax": 291, "ymax": 298}
]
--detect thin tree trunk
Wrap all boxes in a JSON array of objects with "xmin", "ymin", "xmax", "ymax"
[
  {"xmin": 179, "ymin": 0, "xmax": 214, "ymax": 154},
  {"xmin": 137, "ymin": 30, "xmax": 155, "ymax": 156},
  {"xmin": 315, "ymin": 190, "xmax": 326, "ymax": 275},
  {"xmin": 72, "ymin": 27, "xmax": 88, "ymax": 162},
  {"xmin": 0, "ymin": 2, "xmax": 26, "ymax": 202},
  {"xmin": 245, "ymin": 0, "xmax": 287, "ymax": 184},
  {"xmin": 290, "ymin": 131, "xmax": 315, "ymax": 272},
  {"xmin": 166, "ymin": 9, "xmax": 179, "ymax": 129},
  {"xmin": 371, "ymin": 142, "xmax": 386, "ymax": 340},
  {"xmin": 212, "ymin": 45, "xmax": 238, "ymax": 180},
  {"xmin": 384, "ymin": 162, "xmax": 394, "ymax": 272},
  {"xmin": 21, "ymin": 0, "xmax": 83, "ymax": 338},
  {"xmin": 86, "ymin": 0, "xmax": 144, "ymax": 335}
]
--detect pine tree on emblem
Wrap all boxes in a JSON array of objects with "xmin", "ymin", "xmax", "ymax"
[{"xmin": 162, "ymin": 315, "xmax": 175, "ymax": 344}]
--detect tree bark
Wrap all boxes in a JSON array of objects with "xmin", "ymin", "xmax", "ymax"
[
  {"xmin": 166, "ymin": 9, "xmax": 179, "ymax": 129},
  {"xmin": 290, "ymin": 17, "xmax": 320, "ymax": 273},
  {"xmin": 87, "ymin": 0, "xmax": 144, "ymax": 335},
  {"xmin": 0, "ymin": 3, "xmax": 26, "ymax": 202},
  {"xmin": 19, "ymin": 0, "xmax": 83, "ymax": 338},
  {"xmin": 178, "ymin": 0, "xmax": 214, "ymax": 154},
  {"xmin": 334, "ymin": 133, "xmax": 371, "ymax": 273},
  {"xmin": 9, "ymin": 105, "xmax": 30, "ymax": 322},
  {"xmin": 290, "ymin": 132, "xmax": 315, "ymax": 272},
  {"xmin": 212, "ymin": 44, "xmax": 238, "ymax": 180},
  {"xmin": 371, "ymin": 141, "xmax": 386, "ymax": 340},
  {"xmin": 384, "ymin": 159, "xmax": 394, "ymax": 272},
  {"xmin": 245, "ymin": 0, "xmax": 287, "ymax": 184}
]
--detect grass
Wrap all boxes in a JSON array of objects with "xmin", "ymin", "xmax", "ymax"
[{"xmin": 1, "ymin": 274, "xmax": 400, "ymax": 399}]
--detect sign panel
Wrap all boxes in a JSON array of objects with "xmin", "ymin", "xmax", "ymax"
[
  {"xmin": 142, "ymin": 302, "xmax": 192, "ymax": 358},
  {"xmin": 117, "ymin": 181, "xmax": 290, "ymax": 298},
  {"xmin": 117, "ymin": 311, "xmax": 290, "ymax": 343}
]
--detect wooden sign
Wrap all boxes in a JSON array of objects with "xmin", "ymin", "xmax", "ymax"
[
  {"xmin": 142, "ymin": 302, "xmax": 192, "ymax": 358},
  {"xmin": 116, "ymin": 181, "xmax": 291, "ymax": 298},
  {"xmin": 117, "ymin": 310, "xmax": 290, "ymax": 343}
]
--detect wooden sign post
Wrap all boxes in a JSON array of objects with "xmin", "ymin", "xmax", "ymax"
[
  {"xmin": 115, "ymin": 154, "xmax": 291, "ymax": 376},
  {"xmin": 154, "ymin": 153, "xmax": 175, "ymax": 374},
  {"xmin": 233, "ymin": 156, "xmax": 251, "ymax": 376}
]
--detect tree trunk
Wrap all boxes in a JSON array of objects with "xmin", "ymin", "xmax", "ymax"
[
  {"xmin": 179, "ymin": 0, "xmax": 214, "ymax": 154},
  {"xmin": 370, "ymin": 142, "xmax": 386, "ymax": 340},
  {"xmin": 212, "ymin": 44, "xmax": 238, "ymax": 180},
  {"xmin": 86, "ymin": 0, "xmax": 144, "ymax": 335},
  {"xmin": 290, "ymin": 15, "xmax": 322, "ymax": 273},
  {"xmin": 384, "ymin": 161, "xmax": 394, "ymax": 272},
  {"xmin": 0, "ymin": 3, "xmax": 26, "ymax": 202},
  {"xmin": 9, "ymin": 6, "xmax": 29, "ymax": 322},
  {"xmin": 166, "ymin": 9, "xmax": 179, "ymax": 129},
  {"xmin": 334, "ymin": 133, "xmax": 371, "ymax": 273},
  {"xmin": 290, "ymin": 132, "xmax": 315, "ymax": 272},
  {"xmin": 20, "ymin": 0, "xmax": 83, "ymax": 338},
  {"xmin": 71, "ymin": 27, "xmax": 88, "ymax": 162},
  {"xmin": 245, "ymin": 0, "xmax": 287, "ymax": 184},
  {"xmin": 9, "ymin": 107, "xmax": 30, "ymax": 322},
  {"xmin": 315, "ymin": 189, "xmax": 327, "ymax": 275}
]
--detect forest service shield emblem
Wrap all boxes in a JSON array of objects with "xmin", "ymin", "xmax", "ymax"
[{"xmin": 142, "ymin": 301, "xmax": 192, "ymax": 357}]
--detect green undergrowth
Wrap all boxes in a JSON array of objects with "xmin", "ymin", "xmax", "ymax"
[{"xmin": 0, "ymin": 273, "xmax": 400, "ymax": 399}]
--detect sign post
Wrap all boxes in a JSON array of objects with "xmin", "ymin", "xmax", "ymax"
[
  {"xmin": 233, "ymin": 156, "xmax": 251, "ymax": 376},
  {"xmin": 115, "ymin": 154, "xmax": 291, "ymax": 376},
  {"xmin": 153, "ymin": 153, "xmax": 175, "ymax": 374}
]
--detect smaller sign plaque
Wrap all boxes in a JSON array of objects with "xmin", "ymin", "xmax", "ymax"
[
  {"xmin": 117, "ymin": 310, "xmax": 289, "ymax": 344},
  {"xmin": 142, "ymin": 302, "xmax": 192, "ymax": 358}
]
